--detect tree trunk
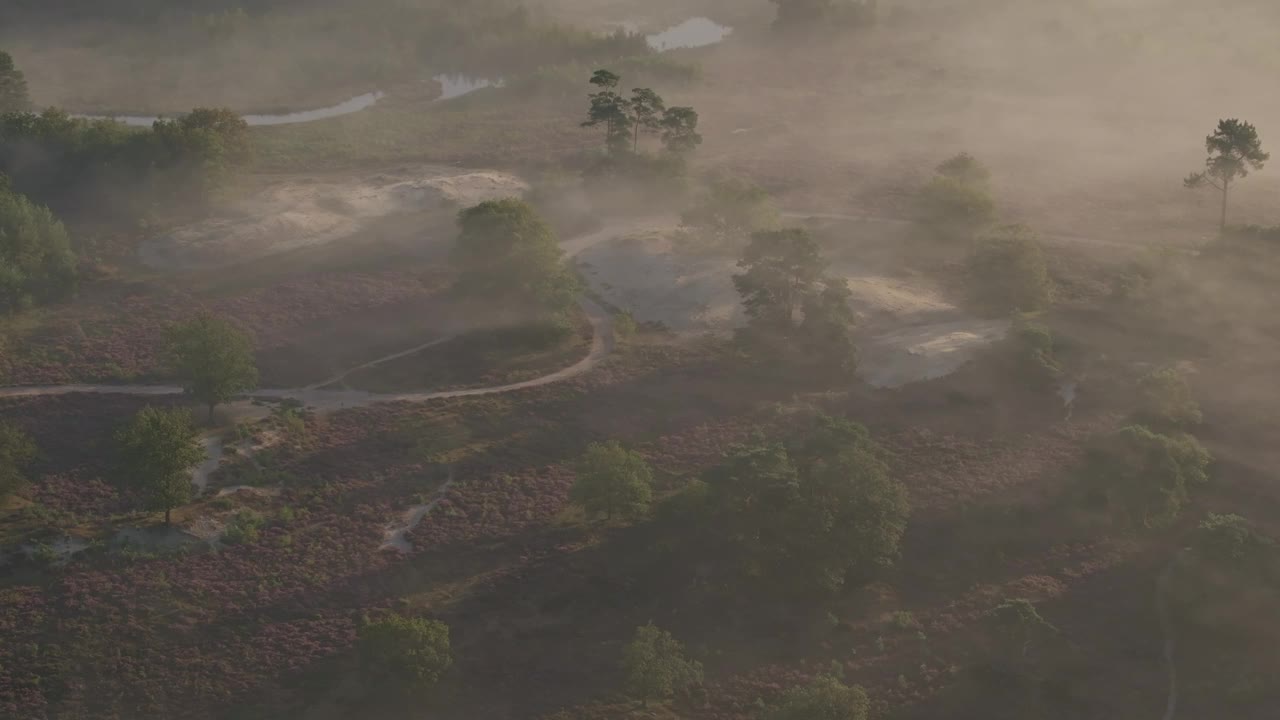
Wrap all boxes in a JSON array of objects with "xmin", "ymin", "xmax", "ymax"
[
  {"xmin": 634, "ymin": 122, "xmax": 640, "ymax": 153},
  {"xmin": 208, "ymin": 403, "xmax": 216, "ymax": 423},
  {"xmin": 1220, "ymin": 180, "xmax": 1229, "ymax": 232},
  {"xmin": 165, "ymin": 507, "xmax": 172, "ymax": 525}
]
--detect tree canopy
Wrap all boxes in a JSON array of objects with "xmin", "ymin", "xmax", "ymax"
[
  {"xmin": 0, "ymin": 421, "xmax": 36, "ymax": 503},
  {"xmin": 1083, "ymin": 425, "xmax": 1211, "ymax": 528},
  {"xmin": 451, "ymin": 198, "xmax": 579, "ymax": 316},
  {"xmin": 0, "ymin": 51, "xmax": 30, "ymax": 113},
  {"xmin": 705, "ymin": 415, "xmax": 909, "ymax": 593},
  {"xmin": 115, "ymin": 407, "xmax": 205, "ymax": 524},
  {"xmin": 358, "ymin": 614, "xmax": 452, "ymax": 692},
  {"xmin": 762, "ymin": 675, "xmax": 870, "ymax": 720},
  {"xmin": 571, "ymin": 441, "xmax": 653, "ymax": 521},
  {"xmin": 164, "ymin": 312, "xmax": 259, "ymax": 419},
  {"xmin": 917, "ymin": 152, "xmax": 996, "ymax": 242},
  {"xmin": 0, "ymin": 106, "xmax": 251, "ymax": 224},
  {"xmin": 622, "ymin": 623, "xmax": 704, "ymax": 705},
  {"xmin": 1137, "ymin": 366, "xmax": 1202, "ymax": 428},
  {"xmin": 733, "ymin": 228, "xmax": 857, "ymax": 375},
  {"xmin": 1185, "ymin": 119, "xmax": 1268, "ymax": 230},
  {"xmin": 0, "ymin": 174, "xmax": 77, "ymax": 313},
  {"xmin": 581, "ymin": 70, "xmax": 701, "ymax": 158},
  {"xmin": 965, "ymin": 225, "xmax": 1053, "ymax": 315}
]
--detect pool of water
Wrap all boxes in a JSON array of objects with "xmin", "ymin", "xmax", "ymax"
[
  {"xmin": 70, "ymin": 16, "xmax": 731, "ymax": 125},
  {"xmin": 646, "ymin": 17, "xmax": 733, "ymax": 51},
  {"xmin": 434, "ymin": 74, "xmax": 504, "ymax": 102}
]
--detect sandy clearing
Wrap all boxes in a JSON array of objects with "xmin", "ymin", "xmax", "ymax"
[{"xmin": 139, "ymin": 166, "xmax": 528, "ymax": 271}]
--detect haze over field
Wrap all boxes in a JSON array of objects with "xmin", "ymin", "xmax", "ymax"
[{"xmin": 2, "ymin": 2, "xmax": 1280, "ymax": 719}]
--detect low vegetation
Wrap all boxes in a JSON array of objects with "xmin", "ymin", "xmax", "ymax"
[
  {"xmin": 571, "ymin": 440, "xmax": 653, "ymax": 521},
  {"xmin": 762, "ymin": 674, "xmax": 870, "ymax": 720},
  {"xmin": 0, "ymin": 421, "xmax": 35, "ymax": 502}
]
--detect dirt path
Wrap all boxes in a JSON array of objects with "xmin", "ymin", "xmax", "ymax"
[
  {"xmin": 0, "ymin": 297, "xmax": 613, "ymax": 411},
  {"xmin": 1156, "ymin": 552, "xmax": 1186, "ymax": 720}
]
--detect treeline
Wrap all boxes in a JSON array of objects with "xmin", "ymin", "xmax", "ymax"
[
  {"xmin": 0, "ymin": 174, "xmax": 76, "ymax": 312},
  {"xmin": 0, "ymin": 107, "xmax": 251, "ymax": 223}
]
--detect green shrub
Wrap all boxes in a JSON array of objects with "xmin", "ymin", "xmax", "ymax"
[
  {"xmin": 622, "ymin": 623, "xmax": 703, "ymax": 705},
  {"xmin": 222, "ymin": 509, "xmax": 265, "ymax": 545},
  {"xmin": 1137, "ymin": 367, "xmax": 1202, "ymax": 427},
  {"xmin": 358, "ymin": 614, "xmax": 452, "ymax": 692},
  {"xmin": 1011, "ymin": 315, "xmax": 1061, "ymax": 385},
  {"xmin": 966, "ymin": 225, "xmax": 1053, "ymax": 315},
  {"xmin": 1082, "ymin": 425, "xmax": 1211, "ymax": 528},
  {"xmin": 762, "ymin": 675, "xmax": 870, "ymax": 720}
]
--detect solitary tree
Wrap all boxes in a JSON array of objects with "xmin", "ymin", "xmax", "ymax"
[
  {"xmin": 358, "ymin": 614, "xmax": 452, "ymax": 693},
  {"xmin": 0, "ymin": 421, "xmax": 36, "ymax": 502},
  {"xmin": 0, "ymin": 175, "xmax": 77, "ymax": 313},
  {"xmin": 116, "ymin": 407, "xmax": 206, "ymax": 524},
  {"xmin": 0, "ymin": 51, "xmax": 29, "ymax": 113},
  {"xmin": 917, "ymin": 152, "xmax": 997, "ymax": 242},
  {"xmin": 1185, "ymin": 119, "xmax": 1269, "ymax": 231},
  {"xmin": 763, "ymin": 675, "xmax": 870, "ymax": 720},
  {"xmin": 965, "ymin": 225, "xmax": 1053, "ymax": 315},
  {"xmin": 164, "ymin": 312, "xmax": 258, "ymax": 421},
  {"xmin": 582, "ymin": 70, "xmax": 632, "ymax": 155},
  {"xmin": 571, "ymin": 441, "xmax": 653, "ymax": 521},
  {"xmin": 733, "ymin": 228, "xmax": 857, "ymax": 373},
  {"xmin": 451, "ymin": 198, "xmax": 579, "ymax": 316},
  {"xmin": 706, "ymin": 416, "xmax": 909, "ymax": 593},
  {"xmin": 660, "ymin": 106, "xmax": 702, "ymax": 154},
  {"xmin": 622, "ymin": 623, "xmax": 703, "ymax": 706}
]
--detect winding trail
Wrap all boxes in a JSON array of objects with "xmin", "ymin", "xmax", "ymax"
[
  {"xmin": 1156, "ymin": 552, "xmax": 1187, "ymax": 720},
  {"xmin": 0, "ymin": 298, "xmax": 613, "ymax": 411}
]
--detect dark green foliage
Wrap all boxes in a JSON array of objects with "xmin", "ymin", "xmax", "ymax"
[
  {"xmin": 1011, "ymin": 315, "xmax": 1061, "ymax": 386},
  {"xmin": 733, "ymin": 228, "xmax": 857, "ymax": 375},
  {"xmin": 1082, "ymin": 425, "xmax": 1211, "ymax": 528},
  {"xmin": 987, "ymin": 598, "xmax": 1058, "ymax": 662},
  {"xmin": 659, "ymin": 106, "xmax": 702, "ymax": 154},
  {"xmin": 0, "ymin": 106, "xmax": 250, "ymax": 223},
  {"xmin": 762, "ymin": 675, "xmax": 870, "ymax": 720},
  {"xmin": 681, "ymin": 177, "xmax": 780, "ymax": 251},
  {"xmin": 0, "ymin": 421, "xmax": 36, "ymax": 502},
  {"xmin": 582, "ymin": 70, "xmax": 701, "ymax": 159},
  {"xmin": 0, "ymin": 175, "xmax": 77, "ymax": 312},
  {"xmin": 222, "ymin": 510, "xmax": 265, "ymax": 545},
  {"xmin": 622, "ymin": 623, "xmax": 703, "ymax": 705},
  {"xmin": 164, "ymin": 312, "xmax": 259, "ymax": 419},
  {"xmin": 917, "ymin": 152, "xmax": 996, "ymax": 242},
  {"xmin": 358, "ymin": 614, "xmax": 452, "ymax": 692},
  {"xmin": 582, "ymin": 70, "xmax": 632, "ymax": 154},
  {"xmin": 116, "ymin": 407, "xmax": 205, "ymax": 524},
  {"xmin": 705, "ymin": 415, "xmax": 909, "ymax": 593},
  {"xmin": 1137, "ymin": 366, "xmax": 1202, "ymax": 428},
  {"xmin": 965, "ymin": 225, "xmax": 1053, "ymax": 315},
  {"xmin": 450, "ymin": 198, "xmax": 579, "ymax": 317},
  {"xmin": 571, "ymin": 441, "xmax": 653, "ymax": 521},
  {"xmin": 1185, "ymin": 119, "xmax": 1269, "ymax": 230},
  {"xmin": 0, "ymin": 51, "xmax": 30, "ymax": 113},
  {"xmin": 1194, "ymin": 513, "xmax": 1274, "ymax": 565}
]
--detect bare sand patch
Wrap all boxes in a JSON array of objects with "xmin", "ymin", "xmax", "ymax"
[{"xmin": 140, "ymin": 166, "xmax": 528, "ymax": 271}]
